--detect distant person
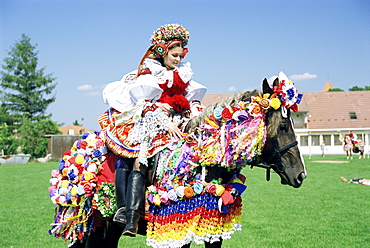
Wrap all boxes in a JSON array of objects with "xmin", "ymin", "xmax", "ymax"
[
  {"xmin": 341, "ymin": 176, "xmax": 370, "ymax": 186},
  {"xmin": 320, "ymin": 142, "xmax": 325, "ymax": 157}
]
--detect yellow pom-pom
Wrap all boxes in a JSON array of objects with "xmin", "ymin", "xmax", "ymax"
[
  {"xmin": 153, "ymin": 194, "xmax": 161, "ymax": 206},
  {"xmin": 84, "ymin": 172, "xmax": 94, "ymax": 181},
  {"xmin": 270, "ymin": 98, "xmax": 281, "ymax": 110},
  {"xmin": 215, "ymin": 184, "xmax": 225, "ymax": 196},
  {"xmin": 61, "ymin": 180, "xmax": 69, "ymax": 188},
  {"xmin": 75, "ymin": 154, "xmax": 85, "ymax": 165}
]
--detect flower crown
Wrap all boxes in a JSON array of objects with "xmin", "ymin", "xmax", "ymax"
[{"xmin": 150, "ymin": 24, "xmax": 190, "ymax": 47}]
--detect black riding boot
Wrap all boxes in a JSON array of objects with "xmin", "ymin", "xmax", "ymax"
[
  {"xmin": 122, "ymin": 170, "xmax": 146, "ymax": 236},
  {"xmin": 113, "ymin": 158, "xmax": 132, "ymax": 227}
]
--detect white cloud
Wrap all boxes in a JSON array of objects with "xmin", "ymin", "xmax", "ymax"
[
  {"xmin": 77, "ymin": 84, "xmax": 93, "ymax": 91},
  {"xmin": 289, "ymin": 73, "xmax": 317, "ymax": 81},
  {"xmin": 85, "ymin": 91, "xmax": 101, "ymax": 96},
  {"xmin": 228, "ymin": 86, "xmax": 238, "ymax": 92}
]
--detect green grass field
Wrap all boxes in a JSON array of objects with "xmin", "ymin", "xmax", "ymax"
[{"xmin": 0, "ymin": 155, "xmax": 369, "ymax": 248}]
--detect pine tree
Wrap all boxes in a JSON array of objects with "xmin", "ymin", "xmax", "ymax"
[
  {"xmin": 0, "ymin": 34, "xmax": 60, "ymax": 157},
  {"xmin": 1, "ymin": 34, "xmax": 57, "ymax": 122}
]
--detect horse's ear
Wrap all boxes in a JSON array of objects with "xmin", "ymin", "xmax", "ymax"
[
  {"xmin": 272, "ymin": 77, "xmax": 280, "ymax": 88},
  {"xmin": 262, "ymin": 78, "xmax": 274, "ymax": 94}
]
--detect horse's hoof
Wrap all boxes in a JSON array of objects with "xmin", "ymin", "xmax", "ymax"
[{"xmin": 122, "ymin": 229, "xmax": 137, "ymax": 237}]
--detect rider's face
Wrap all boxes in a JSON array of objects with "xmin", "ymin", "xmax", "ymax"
[{"xmin": 163, "ymin": 46, "xmax": 184, "ymax": 69}]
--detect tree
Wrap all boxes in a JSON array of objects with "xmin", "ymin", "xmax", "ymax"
[
  {"xmin": 0, "ymin": 34, "xmax": 57, "ymax": 122},
  {"xmin": 17, "ymin": 118, "xmax": 61, "ymax": 158},
  {"xmin": 73, "ymin": 120, "xmax": 82, "ymax": 126},
  {"xmin": 349, "ymin": 86, "xmax": 370, "ymax": 91},
  {"xmin": 328, "ymin": 88, "xmax": 344, "ymax": 92},
  {"xmin": 0, "ymin": 34, "xmax": 59, "ymax": 157},
  {"xmin": 0, "ymin": 123, "xmax": 19, "ymax": 155}
]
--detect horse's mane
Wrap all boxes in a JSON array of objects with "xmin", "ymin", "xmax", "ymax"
[
  {"xmin": 185, "ymin": 90, "xmax": 260, "ymax": 133},
  {"xmin": 265, "ymin": 108, "xmax": 281, "ymax": 138},
  {"xmin": 186, "ymin": 89, "xmax": 282, "ymax": 138}
]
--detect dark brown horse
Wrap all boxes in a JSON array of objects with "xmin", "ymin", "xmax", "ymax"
[{"xmin": 50, "ymin": 75, "xmax": 306, "ymax": 248}]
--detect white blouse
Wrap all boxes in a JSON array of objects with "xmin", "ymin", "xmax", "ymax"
[{"xmin": 102, "ymin": 58, "xmax": 207, "ymax": 113}]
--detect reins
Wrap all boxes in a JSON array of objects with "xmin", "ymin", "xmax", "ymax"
[
  {"xmin": 249, "ymin": 109, "xmax": 299, "ymax": 181},
  {"xmin": 249, "ymin": 139, "xmax": 298, "ymax": 181}
]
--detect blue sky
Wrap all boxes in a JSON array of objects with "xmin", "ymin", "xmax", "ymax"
[{"xmin": 1, "ymin": 0, "xmax": 369, "ymax": 130}]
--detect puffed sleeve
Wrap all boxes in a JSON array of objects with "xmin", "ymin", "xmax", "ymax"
[
  {"xmin": 102, "ymin": 71, "xmax": 137, "ymax": 113},
  {"xmin": 129, "ymin": 74, "xmax": 163, "ymax": 104},
  {"xmin": 185, "ymin": 80, "xmax": 207, "ymax": 102},
  {"xmin": 102, "ymin": 70, "xmax": 163, "ymax": 113}
]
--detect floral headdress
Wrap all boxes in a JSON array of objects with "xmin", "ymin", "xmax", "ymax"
[
  {"xmin": 137, "ymin": 24, "xmax": 190, "ymax": 75},
  {"xmin": 151, "ymin": 23, "xmax": 189, "ymax": 47},
  {"xmin": 148, "ymin": 23, "xmax": 189, "ymax": 58},
  {"xmin": 273, "ymin": 71, "xmax": 303, "ymax": 112}
]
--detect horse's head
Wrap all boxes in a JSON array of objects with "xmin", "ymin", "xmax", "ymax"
[{"xmin": 259, "ymin": 76, "xmax": 307, "ymax": 188}]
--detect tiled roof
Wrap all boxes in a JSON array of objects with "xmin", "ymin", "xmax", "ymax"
[
  {"xmin": 300, "ymin": 91, "xmax": 370, "ymax": 129},
  {"xmin": 201, "ymin": 91, "xmax": 370, "ymax": 129}
]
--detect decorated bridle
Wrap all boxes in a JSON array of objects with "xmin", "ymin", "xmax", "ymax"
[
  {"xmin": 250, "ymin": 72, "xmax": 303, "ymax": 181},
  {"xmin": 251, "ymin": 107, "xmax": 299, "ymax": 181}
]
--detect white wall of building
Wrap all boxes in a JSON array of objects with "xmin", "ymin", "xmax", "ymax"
[{"xmin": 294, "ymin": 127, "xmax": 370, "ymax": 156}]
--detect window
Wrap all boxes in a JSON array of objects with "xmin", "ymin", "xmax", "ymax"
[
  {"xmin": 349, "ymin": 112, "xmax": 357, "ymax": 119},
  {"xmin": 300, "ymin": 136, "xmax": 308, "ymax": 146},
  {"xmin": 334, "ymin": 134, "xmax": 342, "ymax": 145},
  {"xmin": 311, "ymin": 135, "xmax": 320, "ymax": 146},
  {"xmin": 323, "ymin": 135, "xmax": 331, "ymax": 146}
]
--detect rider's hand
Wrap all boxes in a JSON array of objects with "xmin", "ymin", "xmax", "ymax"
[
  {"xmin": 168, "ymin": 123, "xmax": 182, "ymax": 141},
  {"xmin": 156, "ymin": 102, "xmax": 172, "ymax": 115}
]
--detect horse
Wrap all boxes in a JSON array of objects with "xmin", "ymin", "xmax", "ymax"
[
  {"xmin": 340, "ymin": 133, "xmax": 365, "ymax": 159},
  {"xmin": 48, "ymin": 73, "xmax": 306, "ymax": 248},
  {"xmin": 352, "ymin": 140, "xmax": 365, "ymax": 159}
]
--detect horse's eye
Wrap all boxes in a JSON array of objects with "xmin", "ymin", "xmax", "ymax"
[{"xmin": 280, "ymin": 121, "xmax": 289, "ymax": 132}]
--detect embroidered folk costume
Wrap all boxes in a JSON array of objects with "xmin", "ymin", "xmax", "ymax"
[{"xmin": 100, "ymin": 24, "xmax": 208, "ymax": 238}]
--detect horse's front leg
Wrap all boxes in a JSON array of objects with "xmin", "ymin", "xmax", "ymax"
[{"xmin": 180, "ymin": 240, "xmax": 223, "ymax": 248}]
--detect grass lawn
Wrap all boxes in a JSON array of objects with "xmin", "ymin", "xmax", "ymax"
[{"xmin": 0, "ymin": 155, "xmax": 369, "ymax": 247}]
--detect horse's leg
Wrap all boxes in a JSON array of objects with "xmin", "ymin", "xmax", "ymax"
[
  {"xmin": 350, "ymin": 149, "xmax": 353, "ymax": 159},
  {"xmin": 69, "ymin": 239, "xmax": 87, "ymax": 248},
  {"xmin": 122, "ymin": 160, "xmax": 147, "ymax": 237},
  {"xmin": 84, "ymin": 225, "xmax": 105, "ymax": 248},
  {"xmin": 205, "ymin": 240, "xmax": 223, "ymax": 248},
  {"xmin": 113, "ymin": 158, "xmax": 133, "ymax": 227},
  {"xmin": 103, "ymin": 221, "xmax": 124, "ymax": 248},
  {"xmin": 360, "ymin": 150, "xmax": 364, "ymax": 159}
]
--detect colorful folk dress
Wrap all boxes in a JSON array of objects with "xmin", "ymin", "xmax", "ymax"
[{"xmin": 99, "ymin": 58, "xmax": 207, "ymax": 164}]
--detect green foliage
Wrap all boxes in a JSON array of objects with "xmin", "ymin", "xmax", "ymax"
[
  {"xmin": 0, "ymin": 34, "xmax": 56, "ymax": 122},
  {"xmin": 0, "ymin": 34, "xmax": 59, "ymax": 157},
  {"xmin": 0, "ymin": 123, "xmax": 19, "ymax": 154},
  {"xmin": 17, "ymin": 118, "xmax": 61, "ymax": 158},
  {"xmin": 72, "ymin": 119, "xmax": 82, "ymax": 126},
  {"xmin": 349, "ymin": 85, "xmax": 370, "ymax": 91},
  {"xmin": 328, "ymin": 88, "xmax": 344, "ymax": 92}
]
